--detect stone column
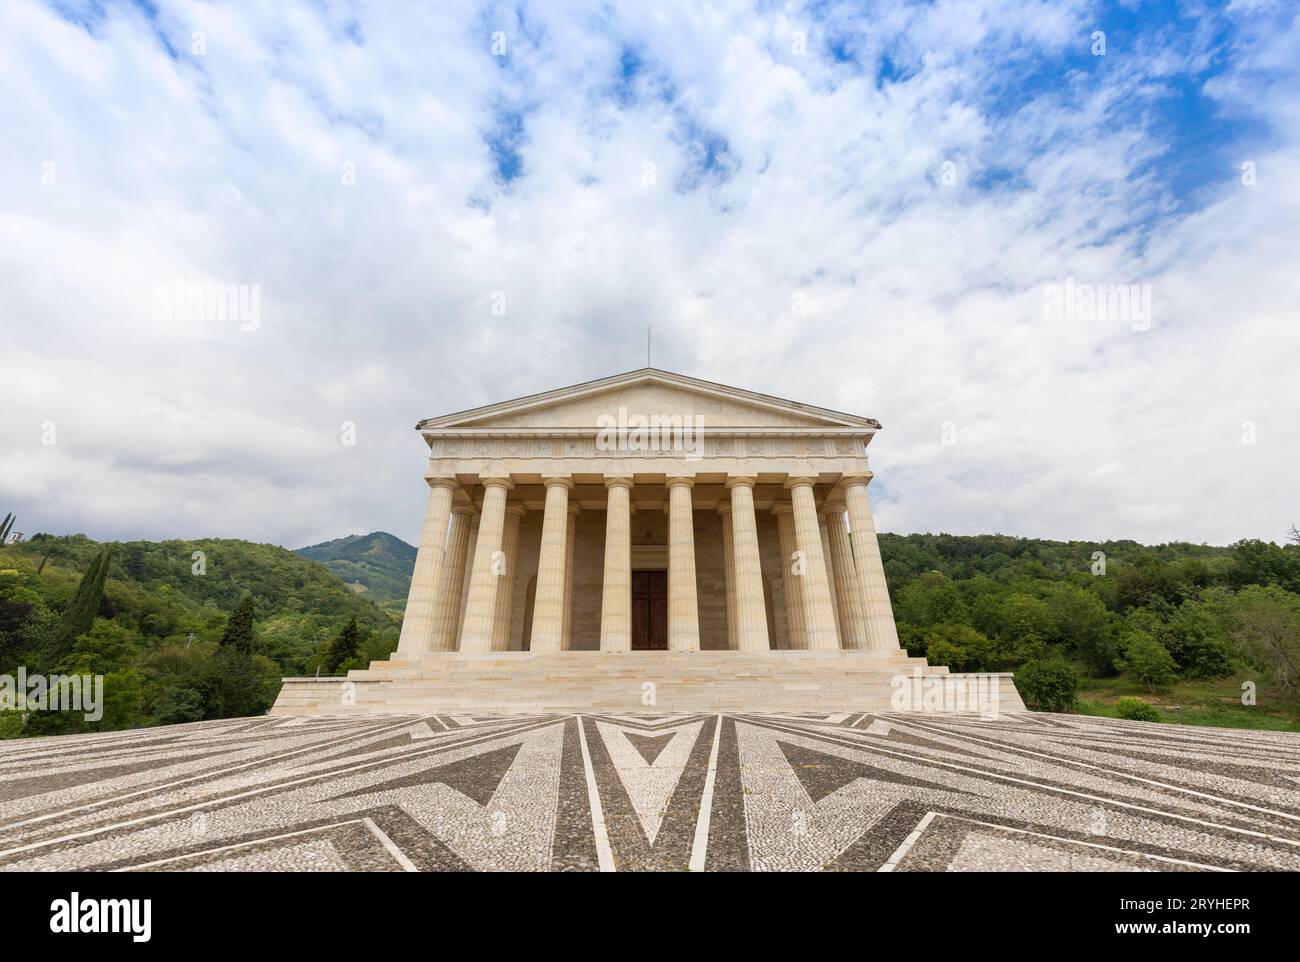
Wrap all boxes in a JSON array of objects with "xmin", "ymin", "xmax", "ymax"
[
  {"xmin": 431, "ymin": 505, "xmax": 475, "ymax": 651},
  {"xmin": 772, "ymin": 504, "xmax": 807, "ymax": 650},
  {"xmin": 787, "ymin": 477, "xmax": 840, "ymax": 651},
  {"xmin": 529, "ymin": 477, "xmax": 572, "ymax": 652},
  {"xmin": 492, "ymin": 504, "xmax": 525, "ymax": 650},
  {"xmin": 666, "ymin": 476, "xmax": 701, "ymax": 651},
  {"xmin": 717, "ymin": 503, "xmax": 738, "ymax": 650},
  {"xmin": 460, "ymin": 476, "xmax": 513, "ymax": 653},
  {"xmin": 824, "ymin": 504, "xmax": 869, "ymax": 650},
  {"xmin": 561, "ymin": 504, "xmax": 579, "ymax": 650},
  {"xmin": 842, "ymin": 477, "xmax": 902, "ymax": 651},
  {"xmin": 455, "ymin": 515, "xmax": 479, "ymax": 647},
  {"xmin": 599, "ymin": 475, "xmax": 634, "ymax": 651},
  {"xmin": 818, "ymin": 511, "xmax": 842, "ymax": 639},
  {"xmin": 395, "ymin": 477, "xmax": 457, "ymax": 658},
  {"xmin": 725, "ymin": 476, "xmax": 770, "ymax": 652}
]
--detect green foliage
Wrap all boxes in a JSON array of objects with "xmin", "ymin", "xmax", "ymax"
[
  {"xmin": 325, "ymin": 617, "xmax": 361, "ymax": 673},
  {"xmin": 922, "ymin": 624, "xmax": 1000, "ymax": 672},
  {"xmin": 1226, "ymin": 585, "xmax": 1300, "ymax": 694},
  {"xmin": 1114, "ymin": 697, "xmax": 1161, "ymax": 722},
  {"xmin": 0, "ymin": 534, "xmax": 399, "ymax": 737},
  {"xmin": 295, "ymin": 532, "xmax": 416, "ymax": 608},
  {"xmin": 220, "ymin": 595, "xmax": 257, "ymax": 653},
  {"xmin": 1015, "ymin": 659, "xmax": 1080, "ymax": 712},
  {"xmin": 1117, "ymin": 631, "xmax": 1179, "ymax": 690}
]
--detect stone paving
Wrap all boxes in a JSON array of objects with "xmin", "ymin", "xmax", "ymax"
[{"xmin": 1, "ymin": 711, "xmax": 1298, "ymax": 872}]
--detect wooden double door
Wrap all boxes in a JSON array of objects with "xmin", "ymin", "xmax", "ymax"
[{"xmin": 631, "ymin": 570, "xmax": 668, "ymax": 650}]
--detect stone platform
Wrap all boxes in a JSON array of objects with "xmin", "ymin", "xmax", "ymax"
[{"xmin": 270, "ymin": 651, "xmax": 1026, "ymax": 716}]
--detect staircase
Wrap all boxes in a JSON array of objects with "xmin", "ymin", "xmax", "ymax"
[{"xmin": 270, "ymin": 650, "xmax": 1026, "ymax": 715}]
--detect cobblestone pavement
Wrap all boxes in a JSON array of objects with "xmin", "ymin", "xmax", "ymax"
[{"xmin": 2, "ymin": 711, "xmax": 1299, "ymax": 872}]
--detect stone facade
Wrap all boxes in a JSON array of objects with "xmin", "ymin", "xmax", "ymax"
[{"xmin": 273, "ymin": 369, "xmax": 1027, "ymax": 714}]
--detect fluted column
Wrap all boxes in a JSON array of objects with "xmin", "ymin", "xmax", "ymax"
[
  {"xmin": 492, "ymin": 504, "xmax": 525, "ymax": 650},
  {"xmin": 717, "ymin": 503, "xmax": 738, "ymax": 650},
  {"xmin": 561, "ymin": 504, "xmax": 579, "ymax": 650},
  {"xmin": 395, "ymin": 477, "xmax": 457, "ymax": 657},
  {"xmin": 842, "ymin": 477, "xmax": 902, "ymax": 651},
  {"xmin": 455, "ymin": 515, "xmax": 480, "ymax": 647},
  {"xmin": 666, "ymin": 476, "xmax": 700, "ymax": 651},
  {"xmin": 599, "ymin": 475, "xmax": 633, "ymax": 651},
  {"xmin": 824, "ymin": 504, "xmax": 869, "ymax": 649},
  {"xmin": 529, "ymin": 477, "xmax": 572, "ymax": 652},
  {"xmin": 773, "ymin": 504, "xmax": 807, "ymax": 650},
  {"xmin": 431, "ymin": 505, "xmax": 475, "ymax": 651},
  {"xmin": 725, "ymin": 476, "xmax": 769, "ymax": 651},
  {"xmin": 460, "ymin": 476, "xmax": 513, "ymax": 653},
  {"xmin": 787, "ymin": 477, "xmax": 839, "ymax": 650},
  {"xmin": 818, "ymin": 511, "xmax": 842, "ymax": 639}
]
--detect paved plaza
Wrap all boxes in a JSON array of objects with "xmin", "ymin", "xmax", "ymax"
[{"xmin": 2, "ymin": 711, "xmax": 1299, "ymax": 872}]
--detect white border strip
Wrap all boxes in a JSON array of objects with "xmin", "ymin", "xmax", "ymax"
[
  {"xmin": 688, "ymin": 714, "xmax": 725, "ymax": 872},
  {"xmin": 576, "ymin": 716, "xmax": 616, "ymax": 872}
]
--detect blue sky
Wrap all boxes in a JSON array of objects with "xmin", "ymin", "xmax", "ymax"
[{"xmin": 1, "ymin": 0, "xmax": 1298, "ymax": 547}]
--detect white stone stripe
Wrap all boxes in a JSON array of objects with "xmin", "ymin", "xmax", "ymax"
[
  {"xmin": 363, "ymin": 817, "xmax": 420, "ymax": 872},
  {"xmin": 894, "ymin": 716, "xmax": 1300, "ymax": 825},
  {"xmin": 753, "ymin": 716, "xmax": 1300, "ymax": 850},
  {"xmin": 880, "ymin": 811, "xmax": 1233, "ymax": 873},
  {"xmin": 0, "ymin": 717, "xmax": 557, "ymax": 859},
  {"xmin": 576, "ymin": 715, "xmax": 616, "ymax": 872},
  {"xmin": 112, "ymin": 817, "xmax": 417, "ymax": 872},
  {"xmin": 878, "ymin": 811, "xmax": 936, "ymax": 872},
  {"xmin": 688, "ymin": 714, "xmax": 725, "ymax": 872}
]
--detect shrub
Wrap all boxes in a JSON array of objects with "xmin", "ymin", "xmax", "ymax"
[
  {"xmin": 1015, "ymin": 658, "xmax": 1079, "ymax": 712},
  {"xmin": 922, "ymin": 623, "xmax": 998, "ymax": 672},
  {"xmin": 1114, "ymin": 697, "xmax": 1161, "ymax": 722}
]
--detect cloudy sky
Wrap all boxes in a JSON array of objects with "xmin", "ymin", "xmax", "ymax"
[{"xmin": 2, "ymin": 0, "xmax": 1297, "ymax": 549}]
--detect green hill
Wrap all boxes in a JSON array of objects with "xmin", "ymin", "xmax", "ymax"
[
  {"xmin": 0, "ymin": 534, "xmax": 400, "ymax": 737},
  {"xmin": 294, "ymin": 531, "xmax": 415, "ymax": 612}
]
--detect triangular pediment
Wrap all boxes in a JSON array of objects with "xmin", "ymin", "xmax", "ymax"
[{"xmin": 418, "ymin": 369, "xmax": 878, "ymax": 432}]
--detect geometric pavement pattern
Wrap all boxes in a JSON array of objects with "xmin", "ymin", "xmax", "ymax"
[{"xmin": 2, "ymin": 711, "xmax": 1299, "ymax": 872}]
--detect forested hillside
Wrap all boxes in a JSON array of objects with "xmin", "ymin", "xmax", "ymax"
[
  {"xmin": 878, "ymin": 533, "xmax": 1300, "ymax": 727},
  {"xmin": 294, "ymin": 531, "xmax": 416, "ymax": 612},
  {"xmin": 0, "ymin": 534, "xmax": 399, "ymax": 737}
]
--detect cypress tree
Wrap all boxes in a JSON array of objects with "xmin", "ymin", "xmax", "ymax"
[
  {"xmin": 325, "ymin": 617, "xmax": 361, "ymax": 673},
  {"xmin": 61, "ymin": 549, "xmax": 110, "ymax": 641},
  {"xmin": 219, "ymin": 595, "xmax": 257, "ymax": 653}
]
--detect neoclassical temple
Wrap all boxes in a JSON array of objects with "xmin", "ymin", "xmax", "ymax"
[{"xmin": 273, "ymin": 369, "xmax": 1023, "ymax": 714}]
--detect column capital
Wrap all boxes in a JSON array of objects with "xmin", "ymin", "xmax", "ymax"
[
  {"xmin": 665, "ymin": 475, "xmax": 696, "ymax": 490},
  {"xmin": 426, "ymin": 476, "xmax": 459, "ymax": 490},
  {"xmin": 567, "ymin": 503, "xmax": 582, "ymax": 517},
  {"xmin": 837, "ymin": 472, "xmax": 874, "ymax": 490},
  {"xmin": 771, "ymin": 502, "xmax": 793, "ymax": 516},
  {"xmin": 450, "ymin": 504, "xmax": 477, "ymax": 516},
  {"xmin": 819, "ymin": 501, "xmax": 848, "ymax": 518},
  {"xmin": 504, "ymin": 503, "xmax": 527, "ymax": 517},
  {"xmin": 784, "ymin": 475, "xmax": 818, "ymax": 490},
  {"xmin": 542, "ymin": 475, "xmax": 575, "ymax": 490},
  {"xmin": 716, "ymin": 502, "xmax": 733, "ymax": 516},
  {"xmin": 480, "ymin": 474, "xmax": 514, "ymax": 491},
  {"xmin": 724, "ymin": 475, "xmax": 757, "ymax": 490},
  {"xmin": 604, "ymin": 474, "xmax": 635, "ymax": 491}
]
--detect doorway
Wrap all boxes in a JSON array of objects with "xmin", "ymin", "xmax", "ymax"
[{"xmin": 631, "ymin": 570, "xmax": 668, "ymax": 650}]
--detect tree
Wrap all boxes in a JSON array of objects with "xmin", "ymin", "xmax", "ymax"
[
  {"xmin": 325, "ymin": 617, "xmax": 361, "ymax": 673},
  {"xmin": 1163, "ymin": 600, "xmax": 1234, "ymax": 678},
  {"xmin": 44, "ymin": 549, "xmax": 112, "ymax": 666},
  {"xmin": 1046, "ymin": 583, "xmax": 1115, "ymax": 675},
  {"xmin": 1117, "ymin": 631, "xmax": 1178, "ymax": 691},
  {"xmin": 922, "ymin": 624, "xmax": 999, "ymax": 672},
  {"xmin": 1227, "ymin": 585, "xmax": 1300, "ymax": 693},
  {"xmin": 1015, "ymin": 659, "xmax": 1079, "ymax": 712},
  {"xmin": 219, "ymin": 595, "xmax": 257, "ymax": 653}
]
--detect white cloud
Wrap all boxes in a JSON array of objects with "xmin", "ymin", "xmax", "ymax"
[{"xmin": 0, "ymin": 0, "xmax": 1297, "ymax": 547}]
